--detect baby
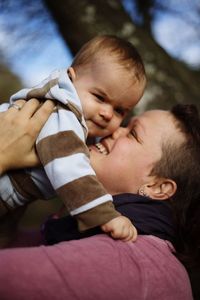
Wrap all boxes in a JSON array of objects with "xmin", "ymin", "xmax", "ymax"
[{"xmin": 0, "ymin": 35, "xmax": 146, "ymax": 241}]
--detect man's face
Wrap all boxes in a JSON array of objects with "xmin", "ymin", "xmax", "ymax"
[
  {"xmin": 89, "ymin": 110, "xmax": 185, "ymax": 195},
  {"xmin": 72, "ymin": 56, "xmax": 146, "ymax": 137}
]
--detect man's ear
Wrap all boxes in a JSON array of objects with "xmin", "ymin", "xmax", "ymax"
[
  {"xmin": 144, "ymin": 177, "xmax": 177, "ymax": 200},
  {"xmin": 67, "ymin": 67, "xmax": 76, "ymax": 82}
]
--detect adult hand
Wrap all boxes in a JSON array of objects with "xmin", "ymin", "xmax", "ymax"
[{"xmin": 0, "ymin": 98, "xmax": 55, "ymax": 174}]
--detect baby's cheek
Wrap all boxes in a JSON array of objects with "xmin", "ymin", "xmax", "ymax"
[{"xmin": 109, "ymin": 120, "xmax": 122, "ymax": 135}]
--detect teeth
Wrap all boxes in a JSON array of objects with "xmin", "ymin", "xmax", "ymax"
[{"xmin": 95, "ymin": 143, "xmax": 108, "ymax": 155}]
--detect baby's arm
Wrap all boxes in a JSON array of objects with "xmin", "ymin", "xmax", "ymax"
[
  {"xmin": 101, "ymin": 216, "xmax": 137, "ymax": 242},
  {"xmin": 36, "ymin": 104, "xmax": 121, "ymax": 231}
]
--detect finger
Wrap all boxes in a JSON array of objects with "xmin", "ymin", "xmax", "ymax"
[
  {"xmin": 110, "ymin": 228, "xmax": 123, "ymax": 239},
  {"xmin": 7, "ymin": 100, "xmax": 26, "ymax": 114},
  {"xmin": 121, "ymin": 228, "xmax": 132, "ymax": 241},
  {"xmin": 121, "ymin": 229, "xmax": 132, "ymax": 242},
  {"xmin": 19, "ymin": 98, "xmax": 41, "ymax": 117},
  {"xmin": 14, "ymin": 99, "xmax": 26, "ymax": 106},
  {"xmin": 129, "ymin": 226, "xmax": 138, "ymax": 242},
  {"xmin": 122, "ymin": 226, "xmax": 137, "ymax": 242},
  {"xmin": 110, "ymin": 224, "xmax": 132, "ymax": 240},
  {"xmin": 31, "ymin": 100, "xmax": 55, "ymax": 130}
]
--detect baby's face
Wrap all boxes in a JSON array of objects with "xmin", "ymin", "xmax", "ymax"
[{"xmin": 72, "ymin": 56, "xmax": 146, "ymax": 137}]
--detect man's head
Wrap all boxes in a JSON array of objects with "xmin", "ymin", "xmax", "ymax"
[
  {"xmin": 90, "ymin": 103, "xmax": 200, "ymax": 264},
  {"xmin": 68, "ymin": 35, "xmax": 146, "ymax": 137},
  {"xmin": 151, "ymin": 105, "xmax": 200, "ymax": 262},
  {"xmin": 150, "ymin": 104, "xmax": 200, "ymax": 208}
]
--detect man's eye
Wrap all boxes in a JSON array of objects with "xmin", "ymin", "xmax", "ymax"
[
  {"xmin": 130, "ymin": 129, "xmax": 138, "ymax": 140},
  {"xmin": 130, "ymin": 128, "xmax": 141, "ymax": 143}
]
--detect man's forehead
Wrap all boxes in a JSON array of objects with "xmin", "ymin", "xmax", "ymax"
[
  {"xmin": 139, "ymin": 110, "xmax": 171, "ymax": 122},
  {"xmin": 133, "ymin": 110, "xmax": 175, "ymax": 133}
]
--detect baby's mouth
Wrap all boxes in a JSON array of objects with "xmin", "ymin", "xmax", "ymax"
[
  {"xmin": 95, "ymin": 142, "xmax": 109, "ymax": 155},
  {"xmin": 88, "ymin": 118, "xmax": 107, "ymax": 130}
]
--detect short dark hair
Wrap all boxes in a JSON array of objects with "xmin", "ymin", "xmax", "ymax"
[{"xmin": 151, "ymin": 104, "xmax": 200, "ymax": 266}]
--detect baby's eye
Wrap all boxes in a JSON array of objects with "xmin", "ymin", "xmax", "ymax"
[
  {"xmin": 115, "ymin": 107, "xmax": 126, "ymax": 116},
  {"xmin": 93, "ymin": 93, "xmax": 104, "ymax": 102}
]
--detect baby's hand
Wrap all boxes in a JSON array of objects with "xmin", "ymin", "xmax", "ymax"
[{"xmin": 101, "ymin": 216, "xmax": 137, "ymax": 242}]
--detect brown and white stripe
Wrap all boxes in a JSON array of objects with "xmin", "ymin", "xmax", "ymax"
[{"xmin": 5, "ymin": 68, "xmax": 119, "ymax": 230}]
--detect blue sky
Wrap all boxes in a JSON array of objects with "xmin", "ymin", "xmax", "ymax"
[
  {"xmin": 153, "ymin": 14, "xmax": 200, "ymax": 68},
  {"xmin": 11, "ymin": 36, "xmax": 73, "ymax": 86}
]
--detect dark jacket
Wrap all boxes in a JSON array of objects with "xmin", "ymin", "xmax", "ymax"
[{"xmin": 43, "ymin": 193, "xmax": 174, "ymax": 245}]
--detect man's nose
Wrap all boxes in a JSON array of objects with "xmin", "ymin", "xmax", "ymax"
[
  {"xmin": 112, "ymin": 127, "xmax": 129, "ymax": 139},
  {"xmin": 99, "ymin": 104, "xmax": 113, "ymax": 121}
]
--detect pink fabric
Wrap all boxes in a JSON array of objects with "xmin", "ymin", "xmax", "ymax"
[{"xmin": 0, "ymin": 235, "xmax": 192, "ymax": 300}]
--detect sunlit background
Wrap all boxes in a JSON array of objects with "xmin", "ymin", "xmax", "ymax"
[
  {"xmin": 0, "ymin": 0, "xmax": 199, "ymax": 86},
  {"xmin": 0, "ymin": 0, "xmax": 199, "ymax": 118}
]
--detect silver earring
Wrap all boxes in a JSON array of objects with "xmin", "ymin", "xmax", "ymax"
[{"xmin": 139, "ymin": 187, "xmax": 148, "ymax": 197}]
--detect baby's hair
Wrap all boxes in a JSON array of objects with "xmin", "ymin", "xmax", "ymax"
[{"xmin": 71, "ymin": 35, "xmax": 146, "ymax": 83}]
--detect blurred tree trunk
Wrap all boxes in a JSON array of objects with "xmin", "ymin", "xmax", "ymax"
[{"xmin": 43, "ymin": 0, "xmax": 200, "ymax": 110}]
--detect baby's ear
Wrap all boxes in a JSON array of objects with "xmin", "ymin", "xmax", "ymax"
[
  {"xmin": 145, "ymin": 176, "xmax": 177, "ymax": 200},
  {"xmin": 68, "ymin": 67, "xmax": 76, "ymax": 82}
]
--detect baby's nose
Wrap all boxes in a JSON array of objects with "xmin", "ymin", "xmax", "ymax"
[{"xmin": 100, "ymin": 105, "xmax": 113, "ymax": 121}]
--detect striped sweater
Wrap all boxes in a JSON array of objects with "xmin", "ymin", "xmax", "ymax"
[{"xmin": 0, "ymin": 69, "xmax": 120, "ymax": 231}]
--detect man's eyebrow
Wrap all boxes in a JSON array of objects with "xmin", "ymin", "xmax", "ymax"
[
  {"xmin": 137, "ymin": 118, "xmax": 144, "ymax": 128},
  {"xmin": 136, "ymin": 119, "xmax": 146, "ymax": 134}
]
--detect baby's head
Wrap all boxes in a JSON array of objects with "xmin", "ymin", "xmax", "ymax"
[{"xmin": 69, "ymin": 35, "xmax": 146, "ymax": 137}]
